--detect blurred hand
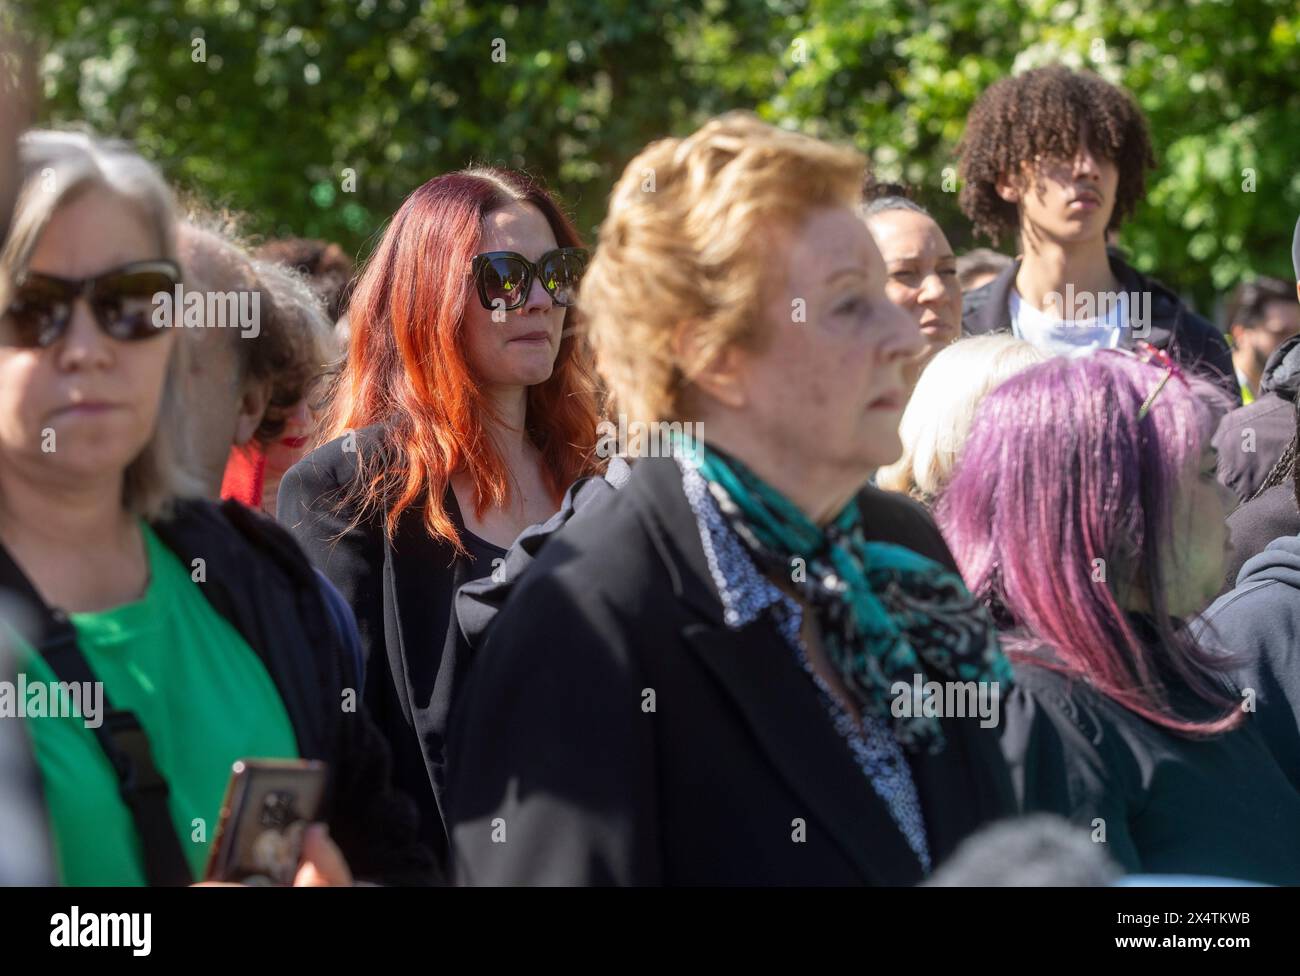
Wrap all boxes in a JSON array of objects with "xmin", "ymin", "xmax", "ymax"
[{"xmin": 292, "ymin": 823, "xmax": 353, "ymax": 887}]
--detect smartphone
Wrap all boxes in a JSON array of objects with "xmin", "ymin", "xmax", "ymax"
[{"xmin": 204, "ymin": 758, "xmax": 328, "ymax": 886}]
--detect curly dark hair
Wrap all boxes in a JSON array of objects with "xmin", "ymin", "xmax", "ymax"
[
  {"xmin": 255, "ymin": 237, "xmax": 354, "ymax": 322},
  {"xmin": 957, "ymin": 66, "xmax": 1155, "ymax": 245}
]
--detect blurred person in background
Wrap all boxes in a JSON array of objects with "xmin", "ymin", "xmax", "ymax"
[
  {"xmin": 875, "ymin": 335, "xmax": 1049, "ymax": 506},
  {"xmin": 861, "ymin": 187, "xmax": 962, "ymax": 381},
  {"xmin": 448, "ymin": 114, "xmax": 1015, "ymax": 886},
  {"xmin": 0, "ymin": 129, "xmax": 432, "ymax": 885},
  {"xmin": 1198, "ymin": 397, "xmax": 1300, "ymax": 791},
  {"xmin": 255, "ymin": 236, "xmax": 354, "ymax": 324},
  {"xmin": 939, "ymin": 350, "xmax": 1300, "ymax": 883},
  {"xmin": 1214, "ymin": 223, "xmax": 1300, "ymax": 583},
  {"xmin": 958, "ymin": 66, "xmax": 1235, "ymax": 400},
  {"xmin": 1224, "ymin": 276, "xmax": 1300, "ymax": 405},
  {"xmin": 174, "ymin": 215, "xmax": 262, "ymax": 495},
  {"xmin": 278, "ymin": 167, "xmax": 602, "ymax": 872},
  {"xmin": 233, "ymin": 258, "xmax": 334, "ymax": 517},
  {"xmin": 253, "ymin": 237, "xmax": 354, "ymax": 515},
  {"xmin": 175, "ymin": 217, "xmax": 330, "ymax": 512},
  {"xmin": 256, "ymin": 236, "xmax": 354, "ymax": 350},
  {"xmin": 955, "ymin": 248, "xmax": 1013, "ymax": 293},
  {"xmin": 176, "ymin": 220, "xmax": 361, "ymax": 684}
]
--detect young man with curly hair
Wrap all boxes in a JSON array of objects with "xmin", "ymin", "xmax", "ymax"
[{"xmin": 957, "ymin": 65, "xmax": 1236, "ymax": 400}]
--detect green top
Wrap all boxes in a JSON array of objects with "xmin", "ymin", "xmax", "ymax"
[{"xmin": 9, "ymin": 522, "xmax": 299, "ymax": 885}]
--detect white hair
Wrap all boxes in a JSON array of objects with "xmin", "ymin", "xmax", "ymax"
[{"xmin": 877, "ymin": 335, "xmax": 1051, "ymax": 504}]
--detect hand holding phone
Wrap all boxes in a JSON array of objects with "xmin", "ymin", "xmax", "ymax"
[{"xmin": 204, "ymin": 759, "xmax": 329, "ymax": 885}]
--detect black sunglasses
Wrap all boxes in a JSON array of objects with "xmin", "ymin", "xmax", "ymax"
[
  {"xmin": 470, "ymin": 247, "xmax": 588, "ymax": 312},
  {"xmin": 3, "ymin": 260, "xmax": 180, "ymax": 349}
]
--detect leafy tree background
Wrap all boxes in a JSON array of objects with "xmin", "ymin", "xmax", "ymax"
[{"xmin": 18, "ymin": 0, "xmax": 1300, "ymax": 311}]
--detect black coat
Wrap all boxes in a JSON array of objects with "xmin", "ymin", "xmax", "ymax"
[
  {"xmin": 456, "ymin": 458, "xmax": 630, "ymax": 653},
  {"xmin": 446, "ymin": 457, "xmax": 1015, "ymax": 885},
  {"xmin": 277, "ymin": 423, "xmax": 490, "ymax": 872},
  {"xmin": 1002, "ymin": 647, "xmax": 1300, "ymax": 884},
  {"xmin": 962, "ymin": 252, "xmax": 1238, "ymax": 404}
]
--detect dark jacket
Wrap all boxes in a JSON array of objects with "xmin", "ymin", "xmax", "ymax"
[
  {"xmin": 1222, "ymin": 482, "xmax": 1300, "ymax": 589},
  {"xmin": 277, "ymin": 423, "xmax": 486, "ymax": 872},
  {"xmin": 446, "ymin": 457, "xmax": 1014, "ymax": 885},
  {"xmin": 962, "ymin": 253, "xmax": 1238, "ymax": 403},
  {"xmin": 1001, "ymin": 644, "xmax": 1300, "ymax": 884},
  {"xmin": 1, "ymin": 498, "xmax": 436, "ymax": 885},
  {"xmin": 456, "ymin": 457, "xmax": 630, "ymax": 653},
  {"xmin": 1198, "ymin": 535, "xmax": 1300, "ymax": 792},
  {"xmin": 1214, "ymin": 334, "xmax": 1300, "ymax": 504}
]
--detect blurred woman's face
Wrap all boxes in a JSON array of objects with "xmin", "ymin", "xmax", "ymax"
[
  {"xmin": 262, "ymin": 395, "xmax": 315, "ymax": 483},
  {"xmin": 0, "ymin": 191, "xmax": 175, "ymax": 493},
  {"xmin": 733, "ymin": 204, "xmax": 925, "ymax": 478},
  {"xmin": 866, "ymin": 208, "xmax": 962, "ymax": 365},
  {"xmin": 1165, "ymin": 447, "xmax": 1236, "ymax": 617},
  {"xmin": 462, "ymin": 201, "xmax": 566, "ymax": 391}
]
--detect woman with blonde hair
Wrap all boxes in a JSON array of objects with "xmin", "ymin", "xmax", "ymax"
[
  {"xmin": 0, "ymin": 130, "xmax": 432, "ymax": 885},
  {"xmin": 447, "ymin": 114, "xmax": 1015, "ymax": 886},
  {"xmin": 877, "ymin": 335, "xmax": 1050, "ymax": 505}
]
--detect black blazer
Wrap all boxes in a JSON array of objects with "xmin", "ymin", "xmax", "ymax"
[
  {"xmin": 446, "ymin": 457, "xmax": 1015, "ymax": 885},
  {"xmin": 277, "ymin": 423, "xmax": 486, "ymax": 871}
]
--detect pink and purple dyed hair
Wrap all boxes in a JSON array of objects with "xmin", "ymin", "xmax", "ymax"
[{"xmin": 936, "ymin": 352, "xmax": 1240, "ymax": 736}]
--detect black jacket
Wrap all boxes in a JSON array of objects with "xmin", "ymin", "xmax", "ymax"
[
  {"xmin": 446, "ymin": 457, "xmax": 1014, "ymax": 885},
  {"xmin": 962, "ymin": 253, "xmax": 1238, "ymax": 403},
  {"xmin": 456, "ymin": 457, "xmax": 630, "ymax": 653},
  {"xmin": 1, "ymin": 498, "xmax": 436, "ymax": 885},
  {"xmin": 277, "ymin": 423, "xmax": 482, "ymax": 872},
  {"xmin": 1002, "ymin": 644, "xmax": 1300, "ymax": 884},
  {"xmin": 1214, "ymin": 334, "xmax": 1300, "ymax": 504},
  {"xmin": 1198, "ymin": 534, "xmax": 1300, "ymax": 792}
]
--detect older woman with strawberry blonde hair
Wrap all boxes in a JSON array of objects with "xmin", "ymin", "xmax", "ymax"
[{"xmin": 447, "ymin": 114, "xmax": 1015, "ymax": 886}]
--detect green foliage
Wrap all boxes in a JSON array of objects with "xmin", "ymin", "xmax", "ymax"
[{"xmin": 19, "ymin": 0, "xmax": 1300, "ymax": 309}]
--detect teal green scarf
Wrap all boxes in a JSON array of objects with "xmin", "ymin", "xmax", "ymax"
[{"xmin": 691, "ymin": 442, "xmax": 1012, "ymax": 753}]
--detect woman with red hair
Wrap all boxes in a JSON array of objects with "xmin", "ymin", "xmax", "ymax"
[{"xmin": 278, "ymin": 168, "xmax": 602, "ymax": 871}]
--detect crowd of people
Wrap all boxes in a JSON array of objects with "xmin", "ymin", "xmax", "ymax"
[{"xmin": 2, "ymin": 62, "xmax": 1300, "ymax": 887}]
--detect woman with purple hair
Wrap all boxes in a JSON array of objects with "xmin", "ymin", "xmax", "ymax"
[{"xmin": 938, "ymin": 347, "xmax": 1300, "ymax": 883}]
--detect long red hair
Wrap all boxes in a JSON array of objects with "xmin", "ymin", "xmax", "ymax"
[{"xmin": 323, "ymin": 168, "xmax": 603, "ymax": 550}]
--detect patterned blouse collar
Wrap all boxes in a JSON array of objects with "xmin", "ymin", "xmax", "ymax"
[{"xmin": 676, "ymin": 456, "xmax": 801, "ymax": 632}]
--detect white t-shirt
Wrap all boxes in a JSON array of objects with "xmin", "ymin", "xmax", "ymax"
[{"xmin": 1009, "ymin": 288, "xmax": 1130, "ymax": 357}]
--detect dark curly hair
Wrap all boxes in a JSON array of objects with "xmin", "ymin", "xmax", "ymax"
[
  {"xmin": 255, "ymin": 237, "xmax": 354, "ymax": 322},
  {"xmin": 958, "ymin": 66, "xmax": 1155, "ymax": 245}
]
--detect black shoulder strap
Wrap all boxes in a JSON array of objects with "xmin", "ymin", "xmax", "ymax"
[{"xmin": 0, "ymin": 542, "xmax": 193, "ymax": 886}]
